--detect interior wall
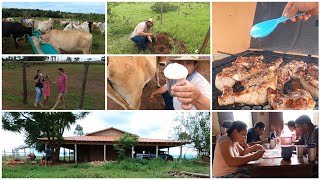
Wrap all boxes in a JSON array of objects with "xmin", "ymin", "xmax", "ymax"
[
  {"xmin": 252, "ymin": 112, "xmax": 270, "ymax": 140},
  {"xmin": 212, "ymin": 2, "xmax": 257, "ymax": 54}
]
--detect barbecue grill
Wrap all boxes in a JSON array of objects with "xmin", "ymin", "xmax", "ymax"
[
  {"xmin": 212, "ymin": 50, "xmax": 319, "ymax": 110},
  {"xmin": 212, "ymin": 2, "xmax": 318, "ymax": 110}
]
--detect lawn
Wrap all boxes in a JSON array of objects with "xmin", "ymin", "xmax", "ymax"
[
  {"xmin": 2, "ymin": 17, "xmax": 105, "ymax": 54},
  {"xmin": 2, "ymin": 63, "xmax": 105, "ymax": 110},
  {"xmin": 107, "ymin": 2, "xmax": 210, "ymax": 54},
  {"xmin": 2, "ymin": 158, "xmax": 210, "ymax": 178}
]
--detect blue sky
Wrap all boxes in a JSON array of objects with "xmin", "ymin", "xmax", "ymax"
[
  {"xmin": 2, "ymin": 2, "xmax": 105, "ymax": 14},
  {"xmin": 1, "ymin": 112, "xmax": 199, "ymax": 157}
]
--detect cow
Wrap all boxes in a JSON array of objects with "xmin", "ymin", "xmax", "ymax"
[
  {"xmin": 6, "ymin": 17, "xmax": 14, "ymax": 22},
  {"xmin": 40, "ymin": 29, "xmax": 92, "ymax": 54},
  {"xmin": 97, "ymin": 22, "xmax": 105, "ymax": 35},
  {"xmin": 107, "ymin": 56, "xmax": 166, "ymax": 110},
  {"xmin": 63, "ymin": 21, "xmax": 92, "ymax": 33},
  {"xmin": 2, "ymin": 21, "xmax": 33, "ymax": 49},
  {"xmin": 36, "ymin": 18, "xmax": 54, "ymax": 33}
]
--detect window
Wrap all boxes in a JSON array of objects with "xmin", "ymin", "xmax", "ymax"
[
  {"xmin": 283, "ymin": 111, "xmax": 314, "ymax": 124},
  {"xmin": 233, "ymin": 111, "xmax": 252, "ymax": 128}
]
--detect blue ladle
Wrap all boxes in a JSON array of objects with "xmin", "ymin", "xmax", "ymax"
[{"xmin": 250, "ymin": 12, "xmax": 306, "ymax": 38}]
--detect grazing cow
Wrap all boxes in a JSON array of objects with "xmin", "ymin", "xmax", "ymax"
[
  {"xmin": 6, "ymin": 17, "xmax": 14, "ymax": 22},
  {"xmin": 97, "ymin": 22, "xmax": 105, "ymax": 35},
  {"xmin": 63, "ymin": 21, "xmax": 93, "ymax": 33},
  {"xmin": 2, "ymin": 21, "xmax": 33, "ymax": 48},
  {"xmin": 40, "ymin": 29, "xmax": 92, "ymax": 54},
  {"xmin": 107, "ymin": 56, "xmax": 166, "ymax": 110}
]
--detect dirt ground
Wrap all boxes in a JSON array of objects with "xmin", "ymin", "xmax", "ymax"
[
  {"xmin": 147, "ymin": 33, "xmax": 189, "ymax": 54},
  {"xmin": 107, "ymin": 61, "xmax": 210, "ymax": 110}
]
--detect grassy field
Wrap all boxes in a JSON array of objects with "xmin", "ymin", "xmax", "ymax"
[
  {"xmin": 2, "ymin": 17, "xmax": 105, "ymax": 54},
  {"xmin": 107, "ymin": 2, "xmax": 210, "ymax": 54},
  {"xmin": 2, "ymin": 63, "xmax": 105, "ymax": 110},
  {"xmin": 2, "ymin": 158, "xmax": 210, "ymax": 178}
]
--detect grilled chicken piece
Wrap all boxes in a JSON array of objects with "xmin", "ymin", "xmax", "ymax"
[
  {"xmin": 218, "ymin": 70, "xmax": 277, "ymax": 106},
  {"xmin": 215, "ymin": 56, "xmax": 282, "ymax": 92},
  {"xmin": 276, "ymin": 60, "xmax": 307, "ymax": 90},
  {"xmin": 299, "ymin": 64, "xmax": 319, "ymax": 99},
  {"xmin": 267, "ymin": 88, "xmax": 315, "ymax": 110}
]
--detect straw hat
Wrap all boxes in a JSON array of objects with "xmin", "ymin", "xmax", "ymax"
[
  {"xmin": 168, "ymin": 56, "xmax": 210, "ymax": 73},
  {"xmin": 147, "ymin": 18, "xmax": 156, "ymax": 25}
]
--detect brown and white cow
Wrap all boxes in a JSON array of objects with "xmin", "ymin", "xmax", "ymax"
[
  {"xmin": 107, "ymin": 56, "xmax": 166, "ymax": 110},
  {"xmin": 40, "ymin": 29, "xmax": 92, "ymax": 54}
]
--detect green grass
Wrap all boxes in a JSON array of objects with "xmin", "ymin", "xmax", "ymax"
[
  {"xmin": 107, "ymin": 2, "xmax": 210, "ymax": 54},
  {"xmin": 2, "ymin": 63, "xmax": 105, "ymax": 110},
  {"xmin": 2, "ymin": 158, "xmax": 210, "ymax": 178},
  {"xmin": 2, "ymin": 17, "xmax": 105, "ymax": 54}
]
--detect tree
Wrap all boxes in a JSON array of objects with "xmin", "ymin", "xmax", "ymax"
[
  {"xmin": 73, "ymin": 124, "xmax": 84, "ymax": 136},
  {"xmin": 2, "ymin": 112, "xmax": 89, "ymax": 162},
  {"xmin": 171, "ymin": 112, "xmax": 210, "ymax": 157},
  {"xmin": 113, "ymin": 133, "xmax": 139, "ymax": 160}
]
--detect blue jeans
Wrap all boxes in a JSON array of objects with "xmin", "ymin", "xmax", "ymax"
[
  {"xmin": 161, "ymin": 92, "xmax": 174, "ymax": 110},
  {"xmin": 35, "ymin": 87, "xmax": 42, "ymax": 102},
  {"xmin": 131, "ymin": 36, "xmax": 148, "ymax": 51}
]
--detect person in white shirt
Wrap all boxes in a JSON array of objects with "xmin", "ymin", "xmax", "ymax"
[
  {"xmin": 131, "ymin": 18, "xmax": 155, "ymax": 52},
  {"xmin": 149, "ymin": 56, "xmax": 211, "ymax": 110}
]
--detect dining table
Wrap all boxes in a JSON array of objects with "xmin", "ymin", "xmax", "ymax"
[{"xmin": 242, "ymin": 144, "xmax": 318, "ymax": 178}]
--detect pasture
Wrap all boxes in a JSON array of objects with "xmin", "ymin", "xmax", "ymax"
[
  {"xmin": 107, "ymin": 2, "xmax": 210, "ymax": 54},
  {"xmin": 2, "ymin": 158, "xmax": 210, "ymax": 178},
  {"xmin": 2, "ymin": 63, "xmax": 105, "ymax": 110},
  {"xmin": 2, "ymin": 17, "xmax": 105, "ymax": 54}
]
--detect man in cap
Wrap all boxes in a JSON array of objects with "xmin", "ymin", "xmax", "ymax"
[
  {"xmin": 149, "ymin": 56, "xmax": 211, "ymax": 110},
  {"xmin": 131, "ymin": 18, "xmax": 155, "ymax": 53}
]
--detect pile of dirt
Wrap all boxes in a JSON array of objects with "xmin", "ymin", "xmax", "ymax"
[
  {"xmin": 147, "ymin": 33, "xmax": 188, "ymax": 54},
  {"xmin": 89, "ymin": 161, "xmax": 105, "ymax": 166}
]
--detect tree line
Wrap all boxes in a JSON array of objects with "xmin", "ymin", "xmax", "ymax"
[{"xmin": 3, "ymin": 8, "xmax": 105, "ymax": 22}]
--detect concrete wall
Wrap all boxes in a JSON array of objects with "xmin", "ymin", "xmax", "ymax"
[{"xmin": 212, "ymin": 2, "xmax": 257, "ymax": 54}]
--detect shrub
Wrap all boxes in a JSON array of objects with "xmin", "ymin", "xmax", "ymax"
[{"xmin": 151, "ymin": 3, "xmax": 179, "ymax": 14}]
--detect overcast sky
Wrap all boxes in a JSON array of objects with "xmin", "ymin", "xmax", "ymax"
[
  {"xmin": 1, "ymin": 111, "xmax": 199, "ymax": 157},
  {"xmin": 2, "ymin": 2, "xmax": 105, "ymax": 14}
]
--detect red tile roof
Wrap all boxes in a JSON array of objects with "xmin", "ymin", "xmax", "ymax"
[{"xmin": 38, "ymin": 136, "xmax": 189, "ymax": 145}]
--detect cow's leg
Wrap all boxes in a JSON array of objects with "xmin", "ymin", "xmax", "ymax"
[
  {"xmin": 126, "ymin": 90, "xmax": 143, "ymax": 110},
  {"xmin": 107, "ymin": 81, "xmax": 132, "ymax": 110},
  {"xmin": 155, "ymin": 62, "xmax": 161, "ymax": 87},
  {"xmin": 13, "ymin": 36, "xmax": 19, "ymax": 49}
]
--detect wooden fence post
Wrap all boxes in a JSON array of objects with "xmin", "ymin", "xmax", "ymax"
[
  {"xmin": 23, "ymin": 62, "xmax": 27, "ymax": 104},
  {"xmin": 199, "ymin": 27, "xmax": 211, "ymax": 54},
  {"xmin": 79, "ymin": 64, "xmax": 89, "ymax": 109}
]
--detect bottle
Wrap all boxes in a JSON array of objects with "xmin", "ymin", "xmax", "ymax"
[
  {"xmin": 280, "ymin": 128, "xmax": 292, "ymax": 145},
  {"xmin": 270, "ymin": 130, "xmax": 276, "ymax": 139}
]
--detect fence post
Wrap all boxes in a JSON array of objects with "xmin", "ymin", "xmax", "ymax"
[
  {"xmin": 198, "ymin": 27, "xmax": 210, "ymax": 54},
  {"xmin": 79, "ymin": 64, "xmax": 89, "ymax": 109},
  {"xmin": 23, "ymin": 62, "xmax": 27, "ymax": 104}
]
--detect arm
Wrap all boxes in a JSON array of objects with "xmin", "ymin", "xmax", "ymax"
[
  {"xmin": 149, "ymin": 84, "xmax": 167, "ymax": 102},
  {"xmin": 220, "ymin": 140, "xmax": 265, "ymax": 167},
  {"xmin": 247, "ymin": 139, "xmax": 267, "ymax": 146},
  {"xmin": 135, "ymin": 24, "xmax": 153, "ymax": 37},
  {"xmin": 172, "ymin": 80, "xmax": 210, "ymax": 110}
]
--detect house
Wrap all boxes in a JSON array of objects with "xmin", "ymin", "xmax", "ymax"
[{"xmin": 38, "ymin": 127, "xmax": 190, "ymax": 162}]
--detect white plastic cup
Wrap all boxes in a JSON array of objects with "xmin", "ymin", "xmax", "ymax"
[{"xmin": 164, "ymin": 63, "xmax": 188, "ymax": 96}]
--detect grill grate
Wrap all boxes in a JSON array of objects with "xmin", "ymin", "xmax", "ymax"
[{"xmin": 212, "ymin": 50, "xmax": 319, "ymax": 110}]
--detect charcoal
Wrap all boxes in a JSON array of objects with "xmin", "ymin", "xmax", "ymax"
[
  {"xmin": 252, "ymin": 106, "xmax": 262, "ymax": 110},
  {"xmin": 241, "ymin": 106, "xmax": 251, "ymax": 110}
]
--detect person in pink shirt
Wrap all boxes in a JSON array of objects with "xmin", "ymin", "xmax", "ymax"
[
  {"xmin": 51, "ymin": 68, "xmax": 68, "ymax": 110},
  {"xmin": 42, "ymin": 76, "xmax": 51, "ymax": 109}
]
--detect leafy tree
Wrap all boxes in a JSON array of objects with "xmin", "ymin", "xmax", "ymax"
[
  {"xmin": 171, "ymin": 112, "xmax": 210, "ymax": 157},
  {"xmin": 2, "ymin": 112, "xmax": 89, "ymax": 162},
  {"xmin": 73, "ymin": 124, "xmax": 84, "ymax": 136},
  {"xmin": 113, "ymin": 133, "xmax": 139, "ymax": 160}
]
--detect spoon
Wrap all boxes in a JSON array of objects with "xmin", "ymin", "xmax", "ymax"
[{"xmin": 250, "ymin": 12, "xmax": 306, "ymax": 38}]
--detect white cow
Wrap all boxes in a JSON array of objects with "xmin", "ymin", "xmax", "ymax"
[
  {"xmin": 35, "ymin": 18, "xmax": 54, "ymax": 33},
  {"xmin": 97, "ymin": 22, "xmax": 105, "ymax": 35},
  {"xmin": 40, "ymin": 29, "xmax": 92, "ymax": 54},
  {"xmin": 6, "ymin": 17, "xmax": 14, "ymax": 22}
]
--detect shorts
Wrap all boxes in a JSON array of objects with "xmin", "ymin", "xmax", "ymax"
[
  {"xmin": 45, "ymin": 156, "xmax": 51, "ymax": 161},
  {"xmin": 59, "ymin": 90, "xmax": 65, "ymax": 95}
]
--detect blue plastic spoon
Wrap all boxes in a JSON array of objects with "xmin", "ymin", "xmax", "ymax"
[{"xmin": 250, "ymin": 12, "xmax": 306, "ymax": 38}]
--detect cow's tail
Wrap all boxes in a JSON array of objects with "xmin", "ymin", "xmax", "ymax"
[{"xmin": 107, "ymin": 79, "xmax": 132, "ymax": 110}]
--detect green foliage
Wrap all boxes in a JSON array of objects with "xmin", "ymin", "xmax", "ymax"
[
  {"xmin": 113, "ymin": 133, "xmax": 139, "ymax": 160},
  {"xmin": 73, "ymin": 124, "xmax": 84, "ymax": 136},
  {"xmin": 2, "ymin": 112, "xmax": 89, "ymax": 161},
  {"xmin": 172, "ymin": 112, "xmax": 211, "ymax": 157},
  {"xmin": 151, "ymin": 3, "xmax": 179, "ymax": 14}
]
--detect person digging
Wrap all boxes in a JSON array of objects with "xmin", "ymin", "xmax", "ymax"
[{"xmin": 131, "ymin": 18, "xmax": 156, "ymax": 53}]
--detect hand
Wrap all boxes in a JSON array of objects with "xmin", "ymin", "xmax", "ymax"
[
  {"xmin": 149, "ymin": 92, "xmax": 155, "ymax": 102},
  {"xmin": 282, "ymin": 2, "xmax": 318, "ymax": 22},
  {"xmin": 171, "ymin": 80, "xmax": 201, "ymax": 107},
  {"xmin": 261, "ymin": 138, "xmax": 269, "ymax": 144},
  {"xmin": 254, "ymin": 144, "xmax": 265, "ymax": 151},
  {"xmin": 252, "ymin": 150, "xmax": 265, "ymax": 161}
]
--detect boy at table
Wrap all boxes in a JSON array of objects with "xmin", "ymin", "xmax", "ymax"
[
  {"xmin": 294, "ymin": 115, "xmax": 318, "ymax": 146},
  {"xmin": 247, "ymin": 122, "xmax": 268, "ymax": 146}
]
